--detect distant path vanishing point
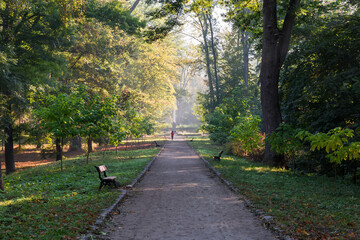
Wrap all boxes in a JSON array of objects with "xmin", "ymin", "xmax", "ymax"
[{"xmin": 99, "ymin": 136, "xmax": 277, "ymax": 240}]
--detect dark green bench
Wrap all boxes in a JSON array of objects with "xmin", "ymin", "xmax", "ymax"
[
  {"xmin": 213, "ymin": 150, "xmax": 224, "ymax": 161},
  {"xmin": 94, "ymin": 165, "xmax": 117, "ymax": 190}
]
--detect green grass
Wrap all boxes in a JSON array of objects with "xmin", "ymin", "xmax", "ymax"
[
  {"xmin": 0, "ymin": 147, "xmax": 160, "ymax": 239},
  {"xmin": 188, "ymin": 136, "xmax": 360, "ymax": 240}
]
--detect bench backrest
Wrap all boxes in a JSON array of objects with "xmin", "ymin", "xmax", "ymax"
[
  {"xmin": 218, "ymin": 150, "xmax": 224, "ymax": 157},
  {"xmin": 95, "ymin": 165, "xmax": 108, "ymax": 180}
]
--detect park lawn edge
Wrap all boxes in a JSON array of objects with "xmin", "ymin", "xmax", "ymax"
[
  {"xmin": 187, "ymin": 136, "xmax": 360, "ymax": 240},
  {"xmin": 0, "ymin": 146, "xmax": 162, "ymax": 240}
]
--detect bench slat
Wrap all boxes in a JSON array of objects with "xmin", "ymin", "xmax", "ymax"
[
  {"xmin": 98, "ymin": 165, "xmax": 107, "ymax": 172},
  {"xmin": 104, "ymin": 176, "xmax": 116, "ymax": 180}
]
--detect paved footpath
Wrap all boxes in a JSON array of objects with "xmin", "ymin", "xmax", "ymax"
[{"xmin": 99, "ymin": 137, "xmax": 277, "ymax": 240}]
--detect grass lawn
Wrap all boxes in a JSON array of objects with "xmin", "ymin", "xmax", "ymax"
[
  {"xmin": 188, "ymin": 136, "xmax": 360, "ymax": 240},
  {"xmin": 0, "ymin": 147, "xmax": 160, "ymax": 239}
]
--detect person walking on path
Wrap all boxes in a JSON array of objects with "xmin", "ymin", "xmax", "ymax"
[
  {"xmin": 99, "ymin": 136, "xmax": 277, "ymax": 240},
  {"xmin": 170, "ymin": 130, "xmax": 174, "ymax": 140}
]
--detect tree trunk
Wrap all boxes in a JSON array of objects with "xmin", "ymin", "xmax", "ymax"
[
  {"xmin": 55, "ymin": 138, "xmax": 62, "ymax": 161},
  {"xmin": 241, "ymin": 31, "xmax": 250, "ymax": 87},
  {"xmin": 172, "ymin": 108, "xmax": 177, "ymax": 130},
  {"xmin": 199, "ymin": 14, "xmax": 215, "ymax": 110},
  {"xmin": 55, "ymin": 137, "xmax": 63, "ymax": 171},
  {"xmin": 87, "ymin": 133, "xmax": 93, "ymax": 153},
  {"xmin": 207, "ymin": 13, "xmax": 220, "ymax": 103},
  {"xmin": 69, "ymin": 136, "xmax": 82, "ymax": 151},
  {"xmin": 0, "ymin": 158, "xmax": 4, "ymax": 191},
  {"xmin": 18, "ymin": 118, "xmax": 21, "ymax": 151},
  {"xmin": 129, "ymin": 0, "xmax": 141, "ymax": 13},
  {"xmin": 260, "ymin": 0, "xmax": 299, "ymax": 167},
  {"xmin": 4, "ymin": 104, "xmax": 16, "ymax": 174}
]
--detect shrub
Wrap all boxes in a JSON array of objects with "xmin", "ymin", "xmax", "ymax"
[
  {"xmin": 230, "ymin": 115, "xmax": 264, "ymax": 159},
  {"xmin": 267, "ymin": 123, "xmax": 304, "ymax": 170}
]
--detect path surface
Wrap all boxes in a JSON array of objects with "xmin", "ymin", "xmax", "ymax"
[{"xmin": 99, "ymin": 137, "xmax": 277, "ymax": 240}]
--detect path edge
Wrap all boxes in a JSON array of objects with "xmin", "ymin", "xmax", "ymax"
[
  {"xmin": 78, "ymin": 142, "xmax": 167, "ymax": 240},
  {"xmin": 186, "ymin": 140, "xmax": 293, "ymax": 240}
]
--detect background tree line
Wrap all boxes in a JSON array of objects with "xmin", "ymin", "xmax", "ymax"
[
  {"xmin": 145, "ymin": 0, "xmax": 360, "ymax": 182},
  {"xmin": 1, "ymin": 0, "xmax": 360, "ymax": 188},
  {"xmin": 0, "ymin": 0, "xmax": 182, "ymax": 190}
]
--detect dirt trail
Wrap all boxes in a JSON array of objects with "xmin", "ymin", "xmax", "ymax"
[{"xmin": 99, "ymin": 137, "xmax": 277, "ymax": 240}]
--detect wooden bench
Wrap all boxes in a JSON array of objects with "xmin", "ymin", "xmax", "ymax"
[
  {"xmin": 213, "ymin": 150, "xmax": 224, "ymax": 161},
  {"xmin": 94, "ymin": 165, "xmax": 117, "ymax": 190},
  {"xmin": 40, "ymin": 148, "xmax": 55, "ymax": 159},
  {"xmin": 154, "ymin": 141, "xmax": 160, "ymax": 147}
]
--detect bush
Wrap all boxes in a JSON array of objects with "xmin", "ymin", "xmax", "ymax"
[
  {"xmin": 267, "ymin": 123, "xmax": 304, "ymax": 170},
  {"xmin": 229, "ymin": 115, "xmax": 264, "ymax": 159}
]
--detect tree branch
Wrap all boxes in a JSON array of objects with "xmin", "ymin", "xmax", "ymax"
[
  {"xmin": 129, "ymin": 0, "xmax": 141, "ymax": 14},
  {"xmin": 278, "ymin": 0, "xmax": 300, "ymax": 66}
]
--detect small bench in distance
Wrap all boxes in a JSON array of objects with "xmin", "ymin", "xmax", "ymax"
[
  {"xmin": 213, "ymin": 150, "xmax": 224, "ymax": 161},
  {"xmin": 94, "ymin": 165, "xmax": 117, "ymax": 191}
]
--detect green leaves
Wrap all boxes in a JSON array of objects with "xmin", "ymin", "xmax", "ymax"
[
  {"xmin": 230, "ymin": 114, "xmax": 263, "ymax": 155},
  {"xmin": 77, "ymin": 92, "xmax": 117, "ymax": 139},
  {"xmin": 267, "ymin": 123, "xmax": 303, "ymax": 158},
  {"xmin": 85, "ymin": 0, "xmax": 146, "ymax": 36},
  {"xmin": 297, "ymin": 127, "xmax": 360, "ymax": 164},
  {"xmin": 35, "ymin": 93, "xmax": 81, "ymax": 139},
  {"xmin": 280, "ymin": 13, "xmax": 360, "ymax": 132}
]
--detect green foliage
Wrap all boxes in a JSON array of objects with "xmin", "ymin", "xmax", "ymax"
[
  {"xmin": 202, "ymin": 107, "xmax": 236, "ymax": 144},
  {"xmin": 280, "ymin": 13, "xmax": 360, "ymax": 132},
  {"xmin": 223, "ymin": 0, "xmax": 262, "ymax": 38},
  {"xmin": 144, "ymin": 0, "xmax": 188, "ymax": 41},
  {"xmin": 85, "ymin": 0, "xmax": 146, "ymax": 36},
  {"xmin": 196, "ymin": 23, "xmax": 261, "ymax": 146},
  {"xmin": 109, "ymin": 117, "xmax": 128, "ymax": 148},
  {"xmin": 188, "ymin": 137, "xmax": 360, "ymax": 239},
  {"xmin": 125, "ymin": 105, "xmax": 154, "ymax": 138},
  {"xmin": 77, "ymin": 92, "xmax": 117, "ymax": 141},
  {"xmin": 298, "ymin": 127, "xmax": 360, "ymax": 165},
  {"xmin": 0, "ymin": 0, "xmax": 79, "ymax": 142},
  {"xmin": 0, "ymin": 147, "xmax": 159, "ymax": 239},
  {"xmin": 200, "ymin": 86, "xmax": 260, "ymax": 145},
  {"xmin": 35, "ymin": 93, "xmax": 81, "ymax": 140},
  {"xmin": 201, "ymin": 97, "xmax": 248, "ymax": 144},
  {"xmin": 117, "ymin": 39, "xmax": 178, "ymax": 118},
  {"xmin": 230, "ymin": 114, "xmax": 263, "ymax": 155},
  {"xmin": 267, "ymin": 123, "xmax": 303, "ymax": 158}
]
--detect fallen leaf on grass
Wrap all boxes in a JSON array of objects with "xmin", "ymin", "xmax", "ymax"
[{"xmin": 348, "ymin": 232, "xmax": 356, "ymax": 238}]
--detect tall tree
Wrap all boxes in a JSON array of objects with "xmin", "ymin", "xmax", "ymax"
[
  {"xmin": 206, "ymin": 13, "xmax": 220, "ymax": 103},
  {"xmin": 241, "ymin": 31, "xmax": 250, "ymax": 87},
  {"xmin": 35, "ymin": 93, "xmax": 81, "ymax": 171},
  {"xmin": 116, "ymin": 39, "xmax": 178, "ymax": 118},
  {"xmin": 260, "ymin": 0, "xmax": 300, "ymax": 166},
  {"xmin": 0, "ymin": 0, "xmax": 84, "ymax": 173},
  {"xmin": 173, "ymin": 45, "xmax": 199, "ymax": 126},
  {"xmin": 198, "ymin": 13, "xmax": 216, "ymax": 110}
]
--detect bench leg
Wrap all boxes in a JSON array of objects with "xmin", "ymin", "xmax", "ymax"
[
  {"xmin": 99, "ymin": 180, "xmax": 117, "ymax": 190},
  {"xmin": 214, "ymin": 157, "xmax": 220, "ymax": 161},
  {"xmin": 99, "ymin": 181, "xmax": 104, "ymax": 191}
]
